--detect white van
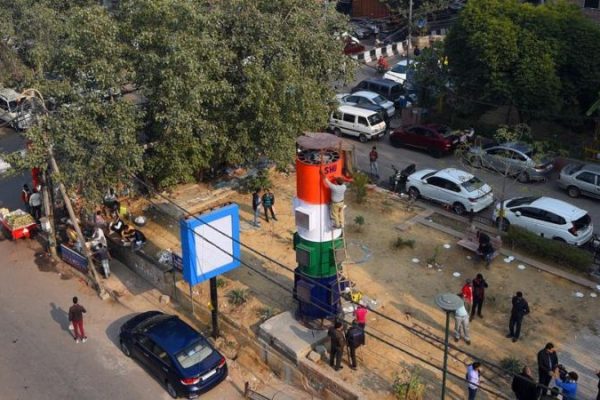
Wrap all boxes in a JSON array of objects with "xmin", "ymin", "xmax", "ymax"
[{"xmin": 329, "ymin": 105, "xmax": 386, "ymax": 143}]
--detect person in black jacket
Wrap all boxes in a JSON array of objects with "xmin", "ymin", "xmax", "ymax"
[
  {"xmin": 261, "ymin": 189, "xmax": 277, "ymax": 222},
  {"xmin": 251, "ymin": 188, "xmax": 262, "ymax": 227},
  {"xmin": 328, "ymin": 321, "xmax": 346, "ymax": 371},
  {"xmin": 512, "ymin": 365, "xmax": 537, "ymax": 400},
  {"xmin": 537, "ymin": 342, "xmax": 559, "ymax": 397},
  {"xmin": 506, "ymin": 291, "xmax": 530, "ymax": 342},
  {"xmin": 345, "ymin": 320, "xmax": 365, "ymax": 370},
  {"xmin": 470, "ymin": 273, "xmax": 488, "ymax": 320}
]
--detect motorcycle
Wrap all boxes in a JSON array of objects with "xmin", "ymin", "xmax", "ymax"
[
  {"xmin": 389, "ymin": 163, "xmax": 416, "ymax": 194},
  {"xmin": 376, "ymin": 56, "xmax": 389, "ymax": 73}
]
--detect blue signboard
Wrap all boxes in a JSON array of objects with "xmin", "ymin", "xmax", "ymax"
[
  {"xmin": 180, "ymin": 204, "xmax": 241, "ymax": 286},
  {"xmin": 60, "ymin": 244, "xmax": 89, "ymax": 274}
]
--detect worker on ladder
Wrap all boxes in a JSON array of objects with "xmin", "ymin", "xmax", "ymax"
[{"xmin": 321, "ymin": 170, "xmax": 351, "ymax": 229}]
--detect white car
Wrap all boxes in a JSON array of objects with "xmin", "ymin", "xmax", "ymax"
[
  {"xmin": 493, "ymin": 196, "xmax": 593, "ymax": 246},
  {"xmin": 335, "ymin": 91, "xmax": 395, "ymax": 117},
  {"xmin": 0, "ymin": 88, "xmax": 32, "ymax": 130},
  {"xmin": 383, "ymin": 59, "xmax": 418, "ymax": 85},
  {"xmin": 406, "ymin": 168, "xmax": 494, "ymax": 214}
]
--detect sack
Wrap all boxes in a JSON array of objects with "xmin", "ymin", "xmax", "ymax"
[{"xmin": 68, "ymin": 322, "xmax": 74, "ymax": 331}]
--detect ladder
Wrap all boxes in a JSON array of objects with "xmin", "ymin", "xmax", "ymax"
[{"xmin": 332, "ymin": 223, "xmax": 352, "ymax": 313}]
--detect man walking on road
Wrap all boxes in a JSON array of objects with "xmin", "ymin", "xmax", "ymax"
[
  {"xmin": 69, "ymin": 296, "xmax": 87, "ymax": 343},
  {"xmin": 328, "ymin": 321, "xmax": 346, "ymax": 371},
  {"xmin": 471, "ymin": 274, "xmax": 488, "ymax": 320},
  {"xmin": 537, "ymin": 342, "xmax": 559, "ymax": 397},
  {"xmin": 507, "ymin": 291, "xmax": 530, "ymax": 342},
  {"xmin": 369, "ymin": 146, "xmax": 379, "ymax": 179}
]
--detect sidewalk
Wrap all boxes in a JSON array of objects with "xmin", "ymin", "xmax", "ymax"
[{"xmin": 100, "ymin": 257, "xmax": 316, "ymax": 400}]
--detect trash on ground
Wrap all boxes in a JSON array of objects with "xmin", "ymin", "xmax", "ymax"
[
  {"xmin": 452, "ymin": 272, "xmax": 461, "ymax": 278},
  {"xmin": 517, "ymin": 264, "xmax": 526, "ymax": 270},
  {"xmin": 443, "ymin": 244, "xmax": 451, "ymax": 249},
  {"xmin": 574, "ymin": 292, "xmax": 584, "ymax": 298},
  {"xmin": 590, "ymin": 293, "xmax": 598, "ymax": 298},
  {"xmin": 411, "ymin": 258, "xmax": 419, "ymax": 263}
]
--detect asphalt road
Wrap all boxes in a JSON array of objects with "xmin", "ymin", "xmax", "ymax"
[
  {"xmin": 0, "ymin": 239, "xmax": 242, "ymax": 400},
  {"xmin": 339, "ymin": 58, "xmax": 600, "ymax": 234}
]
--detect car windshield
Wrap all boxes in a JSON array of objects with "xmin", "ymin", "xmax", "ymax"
[
  {"xmin": 372, "ymin": 95, "xmax": 387, "ymax": 104},
  {"xmin": 391, "ymin": 64, "xmax": 408, "ymax": 74},
  {"xmin": 368, "ymin": 113, "xmax": 383, "ymax": 125},
  {"xmin": 175, "ymin": 340, "xmax": 214, "ymax": 369},
  {"xmin": 506, "ymin": 196, "xmax": 539, "ymax": 208},
  {"xmin": 461, "ymin": 176, "xmax": 485, "ymax": 192}
]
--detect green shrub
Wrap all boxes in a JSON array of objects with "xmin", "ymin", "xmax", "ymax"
[
  {"xmin": 392, "ymin": 237, "xmax": 416, "ymax": 250},
  {"xmin": 354, "ymin": 215, "xmax": 365, "ymax": 232},
  {"xmin": 216, "ymin": 277, "xmax": 227, "ymax": 288},
  {"xmin": 226, "ymin": 289, "xmax": 249, "ymax": 306},
  {"xmin": 256, "ymin": 306, "xmax": 276, "ymax": 321},
  {"xmin": 500, "ymin": 357, "xmax": 524, "ymax": 376},
  {"xmin": 392, "ymin": 368, "xmax": 425, "ymax": 400},
  {"xmin": 426, "ymin": 245, "xmax": 441, "ymax": 265},
  {"xmin": 243, "ymin": 169, "xmax": 272, "ymax": 193},
  {"xmin": 351, "ymin": 172, "xmax": 370, "ymax": 204},
  {"xmin": 504, "ymin": 226, "xmax": 593, "ymax": 271}
]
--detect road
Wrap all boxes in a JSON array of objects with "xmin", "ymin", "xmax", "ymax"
[
  {"xmin": 0, "ymin": 239, "xmax": 243, "ymax": 400},
  {"xmin": 339, "ymin": 58, "xmax": 600, "ymax": 233},
  {"xmin": 0, "ymin": 127, "xmax": 28, "ymax": 211}
]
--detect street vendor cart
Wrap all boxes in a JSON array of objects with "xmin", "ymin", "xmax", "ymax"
[{"xmin": 0, "ymin": 208, "xmax": 37, "ymax": 240}]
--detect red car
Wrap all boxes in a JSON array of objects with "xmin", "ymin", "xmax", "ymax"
[
  {"xmin": 343, "ymin": 40, "xmax": 365, "ymax": 55},
  {"xmin": 389, "ymin": 124, "xmax": 460, "ymax": 158}
]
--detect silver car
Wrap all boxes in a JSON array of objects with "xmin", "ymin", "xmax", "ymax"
[
  {"xmin": 558, "ymin": 163, "xmax": 600, "ymax": 199},
  {"xmin": 467, "ymin": 142, "xmax": 553, "ymax": 183}
]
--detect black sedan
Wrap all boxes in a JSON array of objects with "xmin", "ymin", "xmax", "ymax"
[{"xmin": 119, "ymin": 311, "xmax": 227, "ymax": 399}]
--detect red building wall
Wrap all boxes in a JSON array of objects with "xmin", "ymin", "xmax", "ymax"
[{"xmin": 352, "ymin": 0, "xmax": 391, "ymax": 18}]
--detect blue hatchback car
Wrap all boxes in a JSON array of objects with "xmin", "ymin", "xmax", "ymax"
[{"xmin": 119, "ymin": 311, "xmax": 228, "ymax": 399}]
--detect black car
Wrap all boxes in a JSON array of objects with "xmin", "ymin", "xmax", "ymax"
[{"xmin": 119, "ymin": 311, "xmax": 228, "ymax": 399}]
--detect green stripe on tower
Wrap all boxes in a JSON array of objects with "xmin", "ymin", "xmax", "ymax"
[{"xmin": 293, "ymin": 232, "xmax": 343, "ymax": 278}]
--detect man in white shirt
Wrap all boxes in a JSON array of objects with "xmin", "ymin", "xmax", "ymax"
[
  {"xmin": 28, "ymin": 189, "xmax": 42, "ymax": 222},
  {"xmin": 454, "ymin": 294, "xmax": 471, "ymax": 345},
  {"xmin": 467, "ymin": 362, "xmax": 481, "ymax": 400}
]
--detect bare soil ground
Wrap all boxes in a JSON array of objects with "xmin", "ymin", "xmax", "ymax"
[{"xmin": 132, "ymin": 172, "xmax": 600, "ymax": 400}]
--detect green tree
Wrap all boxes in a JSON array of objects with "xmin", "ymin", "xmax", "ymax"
[{"xmin": 119, "ymin": 0, "xmax": 351, "ymax": 188}]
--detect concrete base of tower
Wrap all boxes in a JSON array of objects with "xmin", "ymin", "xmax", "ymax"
[{"xmin": 293, "ymin": 268, "xmax": 344, "ymax": 320}]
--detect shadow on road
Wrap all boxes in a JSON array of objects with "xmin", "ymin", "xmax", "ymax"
[
  {"xmin": 49, "ymin": 302, "xmax": 71, "ymax": 336},
  {"xmin": 105, "ymin": 313, "xmax": 139, "ymax": 347}
]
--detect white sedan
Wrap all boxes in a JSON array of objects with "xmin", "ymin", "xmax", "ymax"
[
  {"xmin": 336, "ymin": 91, "xmax": 395, "ymax": 117},
  {"xmin": 406, "ymin": 168, "xmax": 494, "ymax": 214}
]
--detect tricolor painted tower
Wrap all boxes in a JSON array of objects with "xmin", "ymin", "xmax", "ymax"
[{"xmin": 293, "ymin": 133, "xmax": 349, "ymax": 319}]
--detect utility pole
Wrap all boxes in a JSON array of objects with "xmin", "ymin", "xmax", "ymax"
[
  {"xmin": 41, "ymin": 169, "xmax": 57, "ymax": 259},
  {"xmin": 407, "ymin": 0, "xmax": 413, "ymax": 62},
  {"xmin": 49, "ymin": 152, "xmax": 107, "ymax": 299}
]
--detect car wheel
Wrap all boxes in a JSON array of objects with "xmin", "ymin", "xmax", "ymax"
[
  {"xmin": 334, "ymin": 128, "xmax": 342, "ymax": 137},
  {"xmin": 496, "ymin": 218, "xmax": 510, "ymax": 232},
  {"xmin": 453, "ymin": 202, "xmax": 467, "ymax": 215},
  {"xmin": 120, "ymin": 340, "xmax": 131, "ymax": 357},
  {"xmin": 517, "ymin": 171, "xmax": 529, "ymax": 183},
  {"xmin": 166, "ymin": 381, "xmax": 178, "ymax": 399},
  {"xmin": 567, "ymin": 186, "xmax": 580, "ymax": 198},
  {"xmin": 408, "ymin": 187, "xmax": 420, "ymax": 199},
  {"xmin": 359, "ymin": 134, "xmax": 368, "ymax": 143}
]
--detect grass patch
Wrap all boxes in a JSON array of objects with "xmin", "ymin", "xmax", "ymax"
[
  {"xmin": 226, "ymin": 288, "xmax": 249, "ymax": 306},
  {"xmin": 392, "ymin": 237, "xmax": 416, "ymax": 250},
  {"xmin": 504, "ymin": 226, "xmax": 593, "ymax": 271}
]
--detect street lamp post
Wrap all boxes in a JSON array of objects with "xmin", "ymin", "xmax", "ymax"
[{"xmin": 434, "ymin": 293, "xmax": 463, "ymax": 400}]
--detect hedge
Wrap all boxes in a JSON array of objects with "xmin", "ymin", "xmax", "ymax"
[{"xmin": 504, "ymin": 226, "xmax": 593, "ymax": 271}]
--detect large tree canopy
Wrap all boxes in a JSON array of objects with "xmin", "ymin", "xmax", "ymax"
[{"xmin": 445, "ymin": 0, "xmax": 600, "ymax": 120}]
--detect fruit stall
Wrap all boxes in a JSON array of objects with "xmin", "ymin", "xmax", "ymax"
[{"xmin": 0, "ymin": 208, "xmax": 37, "ymax": 240}]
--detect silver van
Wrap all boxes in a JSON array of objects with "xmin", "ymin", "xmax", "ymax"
[{"xmin": 329, "ymin": 105, "xmax": 386, "ymax": 143}]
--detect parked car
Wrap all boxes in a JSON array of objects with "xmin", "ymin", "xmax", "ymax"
[
  {"xmin": 493, "ymin": 196, "xmax": 593, "ymax": 246},
  {"xmin": 343, "ymin": 39, "xmax": 365, "ymax": 55},
  {"xmin": 0, "ymin": 88, "xmax": 32, "ymax": 130},
  {"xmin": 389, "ymin": 124, "xmax": 460, "ymax": 158},
  {"xmin": 119, "ymin": 311, "xmax": 228, "ymax": 399},
  {"xmin": 383, "ymin": 59, "xmax": 418, "ymax": 85},
  {"xmin": 329, "ymin": 105, "xmax": 387, "ymax": 143},
  {"xmin": 558, "ymin": 163, "xmax": 600, "ymax": 199},
  {"xmin": 351, "ymin": 24, "xmax": 373, "ymax": 39},
  {"xmin": 406, "ymin": 167, "xmax": 494, "ymax": 214},
  {"xmin": 466, "ymin": 142, "xmax": 554, "ymax": 183},
  {"xmin": 351, "ymin": 78, "xmax": 414, "ymax": 108},
  {"xmin": 336, "ymin": 91, "xmax": 395, "ymax": 117}
]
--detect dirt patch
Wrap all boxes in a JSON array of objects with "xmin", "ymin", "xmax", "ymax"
[{"xmin": 34, "ymin": 251, "xmax": 58, "ymax": 273}]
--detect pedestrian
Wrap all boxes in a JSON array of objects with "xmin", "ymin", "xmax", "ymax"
[
  {"xmin": 95, "ymin": 243, "xmax": 111, "ymax": 278},
  {"xmin": 345, "ymin": 320, "xmax": 364, "ymax": 370},
  {"xmin": 466, "ymin": 361, "xmax": 481, "ymax": 400},
  {"xmin": 476, "ymin": 230, "xmax": 494, "ymax": 265},
  {"xmin": 322, "ymin": 171, "xmax": 348, "ymax": 229},
  {"xmin": 553, "ymin": 370, "xmax": 578, "ymax": 400},
  {"xmin": 68, "ymin": 296, "xmax": 87, "ymax": 343},
  {"xmin": 454, "ymin": 295, "xmax": 471, "ymax": 345},
  {"xmin": 461, "ymin": 279, "xmax": 473, "ymax": 315},
  {"xmin": 328, "ymin": 321, "xmax": 346, "ymax": 371},
  {"xmin": 369, "ymin": 146, "xmax": 379, "ymax": 179},
  {"xmin": 471, "ymin": 273, "xmax": 488, "ymax": 320},
  {"xmin": 354, "ymin": 303, "xmax": 368, "ymax": 329},
  {"xmin": 94, "ymin": 210, "xmax": 107, "ymax": 228},
  {"xmin": 21, "ymin": 184, "xmax": 31, "ymax": 213},
  {"xmin": 261, "ymin": 188, "xmax": 277, "ymax": 223},
  {"xmin": 507, "ymin": 291, "xmax": 530, "ymax": 342},
  {"xmin": 511, "ymin": 365, "xmax": 537, "ymax": 400},
  {"xmin": 109, "ymin": 213, "xmax": 125, "ymax": 236},
  {"xmin": 29, "ymin": 188, "xmax": 42, "ymax": 222},
  {"xmin": 537, "ymin": 342, "xmax": 559, "ymax": 397},
  {"xmin": 88, "ymin": 225, "xmax": 107, "ymax": 250},
  {"xmin": 251, "ymin": 188, "xmax": 262, "ymax": 227}
]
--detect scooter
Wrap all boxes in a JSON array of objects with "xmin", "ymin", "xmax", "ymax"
[
  {"xmin": 389, "ymin": 163, "xmax": 416, "ymax": 194},
  {"xmin": 376, "ymin": 56, "xmax": 389, "ymax": 73}
]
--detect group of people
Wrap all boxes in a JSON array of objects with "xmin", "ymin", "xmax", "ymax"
[
  {"xmin": 453, "ymin": 274, "xmax": 489, "ymax": 345},
  {"xmin": 251, "ymin": 188, "xmax": 277, "ymax": 227},
  {"xmin": 21, "ymin": 183, "xmax": 43, "ymax": 222},
  {"xmin": 328, "ymin": 304, "xmax": 368, "ymax": 372}
]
